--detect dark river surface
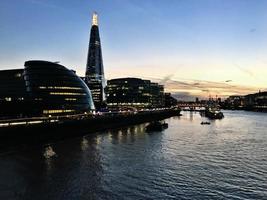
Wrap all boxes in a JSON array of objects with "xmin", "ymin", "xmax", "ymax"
[{"xmin": 0, "ymin": 110, "xmax": 266, "ymax": 200}]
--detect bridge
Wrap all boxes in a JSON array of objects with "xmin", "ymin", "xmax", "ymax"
[{"xmin": 177, "ymin": 102, "xmax": 207, "ymax": 111}]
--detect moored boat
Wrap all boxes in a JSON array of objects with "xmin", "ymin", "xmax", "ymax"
[
  {"xmin": 146, "ymin": 121, "xmax": 168, "ymax": 132},
  {"xmin": 204, "ymin": 107, "xmax": 224, "ymax": 119}
]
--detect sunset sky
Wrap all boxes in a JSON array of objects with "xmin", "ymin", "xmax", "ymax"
[{"xmin": 1, "ymin": 0, "xmax": 267, "ymax": 100}]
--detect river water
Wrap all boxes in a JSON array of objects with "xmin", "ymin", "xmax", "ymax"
[{"xmin": 0, "ymin": 110, "xmax": 266, "ymax": 200}]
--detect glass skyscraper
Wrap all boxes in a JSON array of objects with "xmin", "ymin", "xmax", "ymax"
[{"xmin": 85, "ymin": 12, "xmax": 106, "ymax": 110}]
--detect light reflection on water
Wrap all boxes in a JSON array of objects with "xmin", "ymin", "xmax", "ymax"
[{"xmin": 0, "ymin": 110, "xmax": 267, "ymax": 200}]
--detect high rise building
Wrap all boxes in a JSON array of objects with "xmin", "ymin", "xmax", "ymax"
[{"xmin": 85, "ymin": 12, "xmax": 106, "ymax": 109}]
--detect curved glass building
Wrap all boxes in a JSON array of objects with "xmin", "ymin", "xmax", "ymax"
[
  {"xmin": 24, "ymin": 60, "xmax": 95, "ymax": 116},
  {"xmin": 0, "ymin": 60, "xmax": 95, "ymax": 119}
]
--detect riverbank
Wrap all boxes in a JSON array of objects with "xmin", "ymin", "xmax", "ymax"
[{"xmin": 0, "ymin": 109, "xmax": 181, "ymax": 149}]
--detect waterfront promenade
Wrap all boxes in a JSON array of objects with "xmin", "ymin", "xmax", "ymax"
[{"xmin": 0, "ymin": 108, "xmax": 181, "ymax": 150}]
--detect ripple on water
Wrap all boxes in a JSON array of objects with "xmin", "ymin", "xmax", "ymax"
[{"xmin": 0, "ymin": 111, "xmax": 267, "ymax": 200}]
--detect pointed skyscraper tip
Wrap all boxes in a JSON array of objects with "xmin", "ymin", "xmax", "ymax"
[{"xmin": 92, "ymin": 12, "xmax": 98, "ymax": 26}]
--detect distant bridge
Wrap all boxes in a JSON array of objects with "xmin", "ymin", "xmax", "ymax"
[{"xmin": 177, "ymin": 103, "xmax": 206, "ymax": 111}]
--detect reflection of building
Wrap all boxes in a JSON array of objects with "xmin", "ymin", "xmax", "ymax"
[
  {"xmin": 85, "ymin": 12, "xmax": 106, "ymax": 110},
  {"xmin": 106, "ymin": 78, "xmax": 166, "ymax": 109},
  {"xmin": 0, "ymin": 60, "xmax": 94, "ymax": 119}
]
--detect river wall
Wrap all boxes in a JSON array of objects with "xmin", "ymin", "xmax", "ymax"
[{"xmin": 0, "ymin": 109, "xmax": 181, "ymax": 149}]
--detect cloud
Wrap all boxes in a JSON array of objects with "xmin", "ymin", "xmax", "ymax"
[
  {"xmin": 159, "ymin": 74, "xmax": 174, "ymax": 84},
  {"xmin": 171, "ymin": 92, "xmax": 197, "ymax": 102},
  {"xmin": 140, "ymin": 76, "xmax": 260, "ymax": 100},
  {"xmin": 234, "ymin": 63, "xmax": 254, "ymax": 77}
]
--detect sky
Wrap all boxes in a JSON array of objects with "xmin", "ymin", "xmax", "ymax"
[{"xmin": 1, "ymin": 0, "xmax": 267, "ymax": 100}]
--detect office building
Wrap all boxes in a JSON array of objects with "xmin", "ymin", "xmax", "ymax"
[{"xmin": 106, "ymin": 78, "xmax": 166, "ymax": 109}]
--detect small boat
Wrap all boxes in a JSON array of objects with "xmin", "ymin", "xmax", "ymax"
[
  {"xmin": 201, "ymin": 121, "xmax": 210, "ymax": 125},
  {"xmin": 146, "ymin": 121, "xmax": 168, "ymax": 132}
]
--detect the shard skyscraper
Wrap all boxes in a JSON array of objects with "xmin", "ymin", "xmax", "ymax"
[{"xmin": 85, "ymin": 12, "xmax": 106, "ymax": 110}]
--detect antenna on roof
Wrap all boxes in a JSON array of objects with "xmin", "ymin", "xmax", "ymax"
[{"xmin": 54, "ymin": 61, "xmax": 60, "ymax": 64}]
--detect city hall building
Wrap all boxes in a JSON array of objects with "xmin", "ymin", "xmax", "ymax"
[{"xmin": 0, "ymin": 60, "xmax": 95, "ymax": 119}]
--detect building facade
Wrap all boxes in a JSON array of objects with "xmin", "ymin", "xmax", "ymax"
[
  {"xmin": 106, "ymin": 78, "xmax": 166, "ymax": 109},
  {"xmin": 244, "ymin": 91, "xmax": 267, "ymax": 111},
  {"xmin": 85, "ymin": 12, "xmax": 106, "ymax": 109},
  {"xmin": 222, "ymin": 95, "xmax": 244, "ymax": 110},
  {"xmin": 0, "ymin": 60, "xmax": 95, "ymax": 119},
  {"xmin": 0, "ymin": 69, "xmax": 29, "ymax": 118}
]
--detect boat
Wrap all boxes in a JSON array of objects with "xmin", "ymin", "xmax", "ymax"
[
  {"xmin": 204, "ymin": 107, "xmax": 224, "ymax": 119},
  {"xmin": 146, "ymin": 121, "xmax": 168, "ymax": 132},
  {"xmin": 162, "ymin": 122, "xmax": 168, "ymax": 129}
]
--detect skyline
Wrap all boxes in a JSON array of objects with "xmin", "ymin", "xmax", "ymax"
[{"xmin": 1, "ymin": 0, "xmax": 267, "ymax": 100}]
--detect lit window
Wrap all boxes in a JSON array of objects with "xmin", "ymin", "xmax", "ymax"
[
  {"xmin": 43, "ymin": 110, "xmax": 75, "ymax": 114},
  {"xmin": 50, "ymin": 92, "xmax": 86, "ymax": 96},
  {"xmin": 65, "ymin": 98, "xmax": 77, "ymax": 101},
  {"xmin": 15, "ymin": 73, "xmax": 22, "ymax": 78},
  {"xmin": 39, "ymin": 86, "xmax": 83, "ymax": 90}
]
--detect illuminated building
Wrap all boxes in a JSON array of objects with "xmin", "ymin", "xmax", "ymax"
[
  {"xmin": 85, "ymin": 12, "xmax": 106, "ymax": 110},
  {"xmin": 0, "ymin": 60, "xmax": 94, "ymax": 119},
  {"xmin": 106, "ymin": 78, "xmax": 165, "ymax": 109}
]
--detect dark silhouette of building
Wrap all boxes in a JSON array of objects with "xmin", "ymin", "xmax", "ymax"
[
  {"xmin": 106, "ymin": 78, "xmax": 165, "ymax": 109},
  {"xmin": 0, "ymin": 60, "xmax": 95, "ymax": 119},
  {"xmin": 222, "ymin": 95, "xmax": 244, "ymax": 110},
  {"xmin": 164, "ymin": 93, "xmax": 178, "ymax": 107},
  {"xmin": 0, "ymin": 69, "xmax": 29, "ymax": 118},
  {"xmin": 244, "ymin": 91, "xmax": 267, "ymax": 111},
  {"xmin": 85, "ymin": 12, "xmax": 106, "ymax": 110}
]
